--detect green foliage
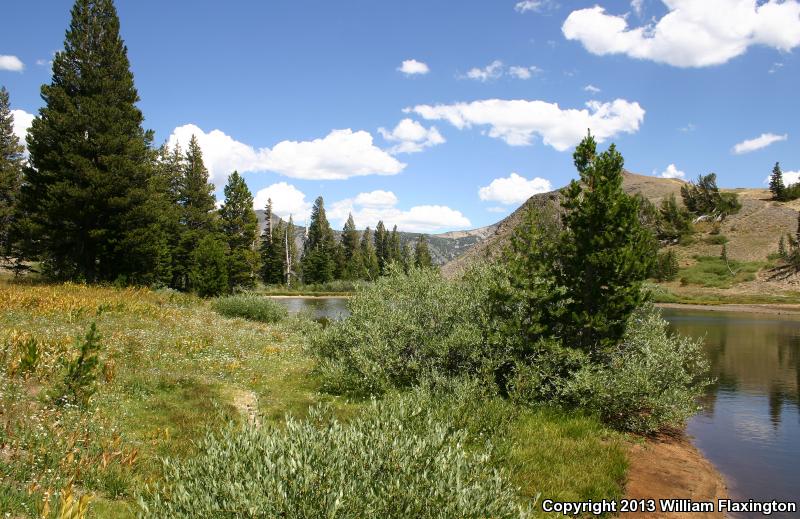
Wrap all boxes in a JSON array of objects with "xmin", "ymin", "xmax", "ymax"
[
  {"xmin": 189, "ymin": 235, "xmax": 228, "ymax": 297},
  {"xmin": 414, "ymin": 234, "xmax": 433, "ymax": 268},
  {"xmin": 301, "ymin": 197, "xmax": 337, "ymax": 284},
  {"xmin": 657, "ymin": 194, "xmax": 694, "ymax": 242},
  {"xmin": 212, "ymin": 294, "xmax": 288, "ymax": 323},
  {"xmin": 55, "ymin": 322, "xmax": 102, "ymax": 407},
  {"xmin": 260, "ymin": 203, "xmax": 286, "ymax": 285},
  {"xmin": 769, "ymin": 162, "xmax": 786, "ymax": 201},
  {"xmin": 652, "ymin": 249, "xmax": 679, "ymax": 281},
  {"xmin": 680, "ymin": 173, "xmax": 741, "ymax": 220},
  {"xmin": 679, "ymin": 255, "xmax": 762, "ymax": 288},
  {"xmin": 374, "ymin": 221, "xmax": 388, "ymax": 274},
  {"xmin": 220, "ymin": 171, "xmax": 259, "ymax": 290},
  {"xmin": 17, "ymin": 337, "xmax": 40, "ymax": 377},
  {"xmin": 561, "ymin": 306, "xmax": 710, "ymax": 434},
  {"xmin": 18, "ymin": 0, "xmax": 162, "ymax": 283},
  {"xmin": 555, "ymin": 133, "xmax": 655, "ymax": 356},
  {"xmin": 339, "ymin": 214, "xmax": 364, "ymax": 280},
  {"xmin": 139, "ymin": 388, "xmax": 529, "ymax": 519},
  {"xmin": 704, "ymin": 234, "xmax": 729, "ymax": 245},
  {"xmin": 0, "ymin": 86, "xmax": 25, "ymax": 264},
  {"xmin": 312, "ymin": 266, "xmax": 492, "ymax": 395},
  {"xmin": 360, "ymin": 226, "xmax": 380, "ymax": 280}
]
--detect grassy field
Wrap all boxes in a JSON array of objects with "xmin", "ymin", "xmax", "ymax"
[{"xmin": 0, "ymin": 282, "xmax": 626, "ymax": 518}]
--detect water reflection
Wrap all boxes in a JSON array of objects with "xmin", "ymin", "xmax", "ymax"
[
  {"xmin": 662, "ymin": 309, "xmax": 800, "ymax": 518},
  {"xmin": 269, "ymin": 296, "xmax": 350, "ymax": 322}
]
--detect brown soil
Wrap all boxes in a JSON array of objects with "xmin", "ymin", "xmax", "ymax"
[{"xmin": 624, "ymin": 435, "xmax": 727, "ymax": 518}]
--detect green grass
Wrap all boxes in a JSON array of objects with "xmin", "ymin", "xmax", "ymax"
[
  {"xmin": 0, "ymin": 282, "xmax": 628, "ymax": 518},
  {"xmin": 678, "ymin": 255, "xmax": 764, "ymax": 288}
]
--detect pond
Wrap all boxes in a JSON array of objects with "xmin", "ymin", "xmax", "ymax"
[
  {"xmin": 272, "ymin": 298, "xmax": 799, "ymax": 516},
  {"xmin": 661, "ymin": 308, "xmax": 800, "ymax": 518}
]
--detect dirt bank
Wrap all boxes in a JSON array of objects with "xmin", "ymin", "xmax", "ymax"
[
  {"xmin": 624, "ymin": 435, "xmax": 727, "ymax": 518},
  {"xmin": 658, "ymin": 302, "xmax": 800, "ymax": 316}
]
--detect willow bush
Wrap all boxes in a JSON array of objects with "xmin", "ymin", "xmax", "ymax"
[{"xmin": 138, "ymin": 384, "xmax": 530, "ymax": 519}]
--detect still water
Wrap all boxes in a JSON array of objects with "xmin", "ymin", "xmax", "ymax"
[
  {"xmin": 273, "ymin": 298, "xmax": 799, "ymax": 516},
  {"xmin": 662, "ymin": 308, "xmax": 800, "ymax": 518}
]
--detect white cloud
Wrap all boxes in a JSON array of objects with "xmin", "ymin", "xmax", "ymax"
[
  {"xmin": 353, "ymin": 190, "xmax": 398, "ymax": 207},
  {"xmin": 0, "ymin": 55, "xmax": 24, "ymax": 72},
  {"xmin": 378, "ymin": 118, "xmax": 445, "ymax": 154},
  {"xmin": 659, "ymin": 164, "xmax": 686, "ymax": 179},
  {"xmin": 478, "ymin": 172, "xmax": 553, "ymax": 205},
  {"xmin": 584, "ymin": 84, "xmax": 601, "ymax": 94},
  {"xmin": 508, "ymin": 65, "xmax": 541, "ymax": 79},
  {"xmin": 680, "ymin": 123, "xmax": 696, "ymax": 132},
  {"xmin": 11, "ymin": 109, "xmax": 34, "ymax": 147},
  {"xmin": 328, "ymin": 190, "xmax": 471, "ymax": 233},
  {"xmin": 466, "ymin": 60, "xmax": 504, "ymax": 82},
  {"xmin": 631, "ymin": 0, "xmax": 645, "ymax": 16},
  {"xmin": 168, "ymin": 125, "xmax": 405, "ymax": 187},
  {"xmin": 398, "ymin": 59, "xmax": 430, "ymax": 75},
  {"xmin": 732, "ymin": 132, "xmax": 787, "ymax": 154},
  {"xmin": 782, "ymin": 171, "xmax": 800, "ymax": 187},
  {"xmin": 407, "ymin": 98, "xmax": 645, "ymax": 150},
  {"xmin": 769, "ymin": 62, "xmax": 784, "ymax": 73},
  {"xmin": 515, "ymin": 0, "xmax": 554, "ymax": 13},
  {"xmin": 253, "ymin": 182, "xmax": 312, "ymax": 223},
  {"xmin": 562, "ymin": 1, "xmax": 800, "ymax": 68}
]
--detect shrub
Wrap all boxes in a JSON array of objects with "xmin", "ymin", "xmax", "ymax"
[
  {"xmin": 138, "ymin": 387, "xmax": 529, "ymax": 519},
  {"xmin": 55, "ymin": 322, "xmax": 102, "ymax": 407},
  {"xmin": 652, "ymin": 250, "xmax": 679, "ymax": 281},
  {"xmin": 212, "ymin": 294, "xmax": 288, "ymax": 323},
  {"xmin": 680, "ymin": 173, "xmax": 741, "ymax": 220},
  {"xmin": 704, "ymin": 234, "xmax": 728, "ymax": 245},
  {"xmin": 311, "ymin": 265, "xmax": 493, "ymax": 395},
  {"xmin": 189, "ymin": 235, "xmax": 229, "ymax": 297},
  {"xmin": 679, "ymin": 255, "xmax": 762, "ymax": 288},
  {"xmin": 560, "ymin": 306, "xmax": 710, "ymax": 434}
]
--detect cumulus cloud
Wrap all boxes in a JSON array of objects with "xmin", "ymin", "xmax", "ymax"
[
  {"xmin": 0, "ymin": 55, "xmax": 24, "ymax": 72},
  {"xmin": 328, "ymin": 190, "xmax": 471, "ymax": 233},
  {"xmin": 659, "ymin": 164, "xmax": 686, "ymax": 179},
  {"xmin": 167, "ymin": 125, "xmax": 405, "ymax": 187},
  {"xmin": 732, "ymin": 132, "xmax": 787, "ymax": 154},
  {"xmin": 11, "ymin": 109, "xmax": 34, "ymax": 147},
  {"xmin": 508, "ymin": 65, "xmax": 541, "ymax": 79},
  {"xmin": 407, "ymin": 98, "xmax": 645, "ymax": 150},
  {"xmin": 252, "ymin": 182, "xmax": 312, "ymax": 223},
  {"xmin": 466, "ymin": 60, "xmax": 504, "ymax": 82},
  {"xmin": 562, "ymin": 1, "xmax": 800, "ymax": 68},
  {"xmin": 378, "ymin": 118, "xmax": 445, "ymax": 154},
  {"xmin": 479, "ymin": 173, "xmax": 553, "ymax": 205},
  {"xmin": 584, "ymin": 84, "xmax": 601, "ymax": 94},
  {"xmin": 782, "ymin": 171, "xmax": 800, "ymax": 187},
  {"xmin": 398, "ymin": 59, "xmax": 430, "ymax": 75},
  {"xmin": 515, "ymin": 0, "xmax": 554, "ymax": 13}
]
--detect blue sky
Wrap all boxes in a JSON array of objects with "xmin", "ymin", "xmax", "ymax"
[{"xmin": 2, "ymin": 0, "xmax": 799, "ymax": 232}]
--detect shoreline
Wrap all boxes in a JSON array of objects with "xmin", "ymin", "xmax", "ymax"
[
  {"xmin": 263, "ymin": 294, "xmax": 352, "ymax": 299},
  {"xmin": 657, "ymin": 302, "xmax": 800, "ymax": 316},
  {"xmin": 625, "ymin": 434, "xmax": 728, "ymax": 518}
]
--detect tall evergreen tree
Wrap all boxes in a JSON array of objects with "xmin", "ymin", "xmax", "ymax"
[
  {"xmin": 769, "ymin": 162, "xmax": 786, "ymax": 201},
  {"xmin": 374, "ymin": 220, "xmax": 388, "ymax": 274},
  {"xmin": 0, "ymin": 87, "xmax": 25, "ymax": 264},
  {"xmin": 20, "ymin": 0, "xmax": 162, "ymax": 283},
  {"xmin": 285, "ymin": 215, "xmax": 298, "ymax": 285},
  {"xmin": 414, "ymin": 234, "xmax": 433, "ymax": 268},
  {"xmin": 174, "ymin": 135, "xmax": 217, "ymax": 290},
  {"xmin": 360, "ymin": 226, "xmax": 379, "ymax": 280},
  {"xmin": 340, "ymin": 213, "xmax": 363, "ymax": 280},
  {"xmin": 401, "ymin": 242, "xmax": 413, "ymax": 273},
  {"xmin": 259, "ymin": 199, "xmax": 283, "ymax": 284},
  {"xmin": 220, "ymin": 171, "xmax": 259, "ymax": 289},
  {"xmin": 557, "ymin": 133, "xmax": 655, "ymax": 356},
  {"xmin": 388, "ymin": 225, "xmax": 402, "ymax": 264},
  {"xmin": 301, "ymin": 196, "xmax": 336, "ymax": 284}
]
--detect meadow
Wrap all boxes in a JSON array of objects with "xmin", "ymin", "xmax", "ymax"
[{"xmin": 0, "ymin": 281, "xmax": 627, "ymax": 518}]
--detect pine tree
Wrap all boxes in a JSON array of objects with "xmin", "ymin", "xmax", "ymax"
[
  {"xmin": 557, "ymin": 132, "xmax": 655, "ymax": 357},
  {"xmin": 0, "ymin": 87, "xmax": 25, "ymax": 264},
  {"xmin": 769, "ymin": 162, "xmax": 786, "ymax": 201},
  {"xmin": 340, "ymin": 214, "xmax": 363, "ymax": 280},
  {"xmin": 175, "ymin": 135, "xmax": 217, "ymax": 290},
  {"xmin": 414, "ymin": 234, "xmax": 433, "ymax": 268},
  {"xmin": 360, "ymin": 226, "xmax": 379, "ymax": 280},
  {"xmin": 220, "ymin": 171, "xmax": 259, "ymax": 289},
  {"xmin": 259, "ymin": 199, "xmax": 285, "ymax": 284},
  {"xmin": 190, "ymin": 235, "xmax": 228, "ymax": 297},
  {"xmin": 374, "ymin": 221, "xmax": 388, "ymax": 274},
  {"xmin": 20, "ymin": 0, "xmax": 161, "ymax": 283},
  {"xmin": 401, "ymin": 242, "xmax": 413, "ymax": 273},
  {"xmin": 301, "ymin": 196, "xmax": 336, "ymax": 284},
  {"xmin": 388, "ymin": 225, "xmax": 402, "ymax": 265}
]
